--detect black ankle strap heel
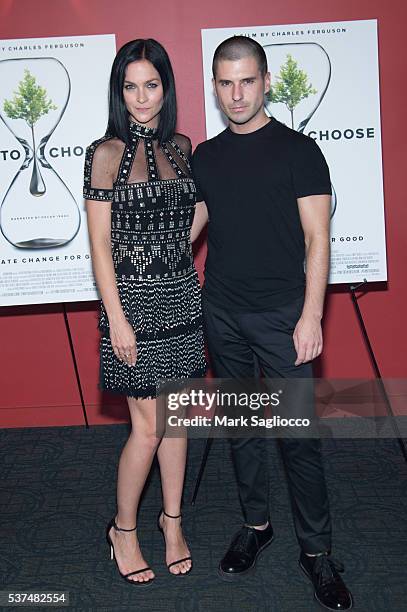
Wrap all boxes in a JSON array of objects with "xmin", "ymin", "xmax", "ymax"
[
  {"xmin": 157, "ymin": 508, "xmax": 192, "ymax": 577},
  {"xmin": 162, "ymin": 510, "xmax": 182, "ymax": 519},
  {"xmin": 106, "ymin": 517, "xmax": 154, "ymax": 586},
  {"xmin": 111, "ymin": 518, "xmax": 137, "ymax": 532}
]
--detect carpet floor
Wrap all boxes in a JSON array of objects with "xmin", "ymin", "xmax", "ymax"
[{"xmin": 0, "ymin": 425, "xmax": 406, "ymax": 612}]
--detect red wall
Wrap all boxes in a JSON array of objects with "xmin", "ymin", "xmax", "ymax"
[{"xmin": 0, "ymin": 0, "xmax": 405, "ymax": 427}]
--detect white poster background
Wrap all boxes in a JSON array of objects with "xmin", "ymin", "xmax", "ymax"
[
  {"xmin": 201, "ymin": 20, "xmax": 387, "ymax": 284},
  {"xmin": 0, "ymin": 34, "xmax": 116, "ymax": 306}
]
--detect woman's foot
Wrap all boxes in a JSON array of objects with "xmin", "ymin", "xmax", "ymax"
[
  {"xmin": 109, "ymin": 519, "xmax": 155, "ymax": 583},
  {"xmin": 158, "ymin": 511, "xmax": 192, "ymax": 575}
]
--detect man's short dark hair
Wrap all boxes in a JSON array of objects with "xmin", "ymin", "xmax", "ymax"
[{"xmin": 212, "ymin": 35, "xmax": 268, "ymax": 78}]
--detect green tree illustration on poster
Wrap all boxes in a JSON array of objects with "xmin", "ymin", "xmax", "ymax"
[
  {"xmin": 266, "ymin": 54, "xmax": 317, "ymax": 129},
  {"xmin": 4, "ymin": 69, "xmax": 57, "ymax": 152}
]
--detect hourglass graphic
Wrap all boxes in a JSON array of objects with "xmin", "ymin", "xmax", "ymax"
[
  {"xmin": 0, "ymin": 58, "xmax": 81, "ymax": 248},
  {"xmin": 263, "ymin": 43, "xmax": 336, "ymax": 217}
]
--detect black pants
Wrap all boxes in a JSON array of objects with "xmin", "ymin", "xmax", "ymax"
[{"xmin": 203, "ymin": 295, "xmax": 332, "ymax": 553}]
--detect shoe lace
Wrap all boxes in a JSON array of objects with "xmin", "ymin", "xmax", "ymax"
[
  {"xmin": 314, "ymin": 554, "xmax": 344, "ymax": 587},
  {"xmin": 232, "ymin": 528, "xmax": 253, "ymax": 553}
]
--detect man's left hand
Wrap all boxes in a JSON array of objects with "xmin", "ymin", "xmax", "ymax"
[{"xmin": 293, "ymin": 315, "xmax": 323, "ymax": 365}]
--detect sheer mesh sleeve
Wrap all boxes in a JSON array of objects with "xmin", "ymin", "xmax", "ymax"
[
  {"xmin": 171, "ymin": 133, "xmax": 192, "ymax": 167},
  {"xmin": 83, "ymin": 137, "xmax": 115, "ymax": 201},
  {"xmin": 172, "ymin": 133, "xmax": 192, "ymax": 158}
]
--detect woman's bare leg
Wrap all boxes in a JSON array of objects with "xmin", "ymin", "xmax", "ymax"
[
  {"xmin": 157, "ymin": 435, "xmax": 191, "ymax": 574},
  {"xmin": 108, "ymin": 397, "xmax": 160, "ymax": 583}
]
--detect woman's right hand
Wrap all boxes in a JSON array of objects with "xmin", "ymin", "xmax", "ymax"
[{"xmin": 109, "ymin": 316, "xmax": 137, "ymax": 367}]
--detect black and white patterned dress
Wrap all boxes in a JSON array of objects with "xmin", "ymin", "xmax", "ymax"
[{"xmin": 83, "ymin": 121, "xmax": 206, "ymax": 398}]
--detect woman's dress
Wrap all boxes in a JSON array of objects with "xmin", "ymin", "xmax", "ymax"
[{"xmin": 83, "ymin": 121, "xmax": 206, "ymax": 398}]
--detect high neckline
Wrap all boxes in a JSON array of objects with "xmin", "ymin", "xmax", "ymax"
[
  {"xmin": 129, "ymin": 120, "xmax": 158, "ymax": 139},
  {"xmin": 224, "ymin": 117, "xmax": 275, "ymax": 139}
]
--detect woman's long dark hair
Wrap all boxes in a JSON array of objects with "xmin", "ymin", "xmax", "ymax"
[{"xmin": 107, "ymin": 39, "xmax": 177, "ymax": 145}]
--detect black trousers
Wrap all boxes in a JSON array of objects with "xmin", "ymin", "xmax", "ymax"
[{"xmin": 202, "ymin": 294, "xmax": 332, "ymax": 553}]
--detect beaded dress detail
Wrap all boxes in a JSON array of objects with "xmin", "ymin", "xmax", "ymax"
[{"xmin": 83, "ymin": 122, "xmax": 206, "ymax": 398}]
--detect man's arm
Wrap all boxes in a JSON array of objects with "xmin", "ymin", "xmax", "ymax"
[
  {"xmin": 190, "ymin": 144, "xmax": 209, "ymax": 242},
  {"xmin": 190, "ymin": 201, "xmax": 208, "ymax": 242},
  {"xmin": 293, "ymin": 194, "xmax": 331, "ymax": 365}
]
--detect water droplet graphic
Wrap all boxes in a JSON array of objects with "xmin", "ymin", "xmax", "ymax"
[{"xmin": 0, "ymin": 57, "xmax": 81, "ymax": 249}]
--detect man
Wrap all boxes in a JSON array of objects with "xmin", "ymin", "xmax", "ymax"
[{"xmin": 191, "ymin": 36, "xmax": 353, "ymax": 610}]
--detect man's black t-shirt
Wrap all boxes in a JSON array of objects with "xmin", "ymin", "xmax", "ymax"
[{"xmin": 191, "ymin": 118, "xmax": 331, "ymax": 312}]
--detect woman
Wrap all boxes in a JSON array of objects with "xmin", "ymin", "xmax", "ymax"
[{"xmin": 83, "ymin": 39, "xmax": 206, "ymax": 586}]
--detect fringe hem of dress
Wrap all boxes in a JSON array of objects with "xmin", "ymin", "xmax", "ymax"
[{"xmin": 97, "ymin": 366, "xmax": 207, "ymax": 399}]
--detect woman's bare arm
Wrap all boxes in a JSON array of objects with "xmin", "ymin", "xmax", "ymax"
[{"xmin": 85, "ymin": 143, "xmax": 137, "ymax": 366}]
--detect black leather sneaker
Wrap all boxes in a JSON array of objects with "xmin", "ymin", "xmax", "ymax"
[
  {"xmin": 299, "ymin": 551, "xmax": 353, "ymax": 610},
  {"xmin": 218, "ymin": 522, "xmax": 274, "ymax": 581}
]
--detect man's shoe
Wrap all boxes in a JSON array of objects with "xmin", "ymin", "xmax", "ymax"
[
  {"xmin": 299, "ymin": 551, "xmax": 353, "ymax": 610},
  {"xmin": 218, "ymin": 522, "xmax": 274, "ymax": 581}
]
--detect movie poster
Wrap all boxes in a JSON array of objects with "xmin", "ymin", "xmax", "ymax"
[
  {"xmin": 201, "ymin": 20, "xmax": 387, "ymax": 284},
  {"xmin": 0, "ymin": 34, "xmax": 116, "ymax": 305}
]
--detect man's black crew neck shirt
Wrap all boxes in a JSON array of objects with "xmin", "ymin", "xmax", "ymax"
[{"xmin": 191, "ymin": 118, "xmax": 332, "ymax": 312}]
